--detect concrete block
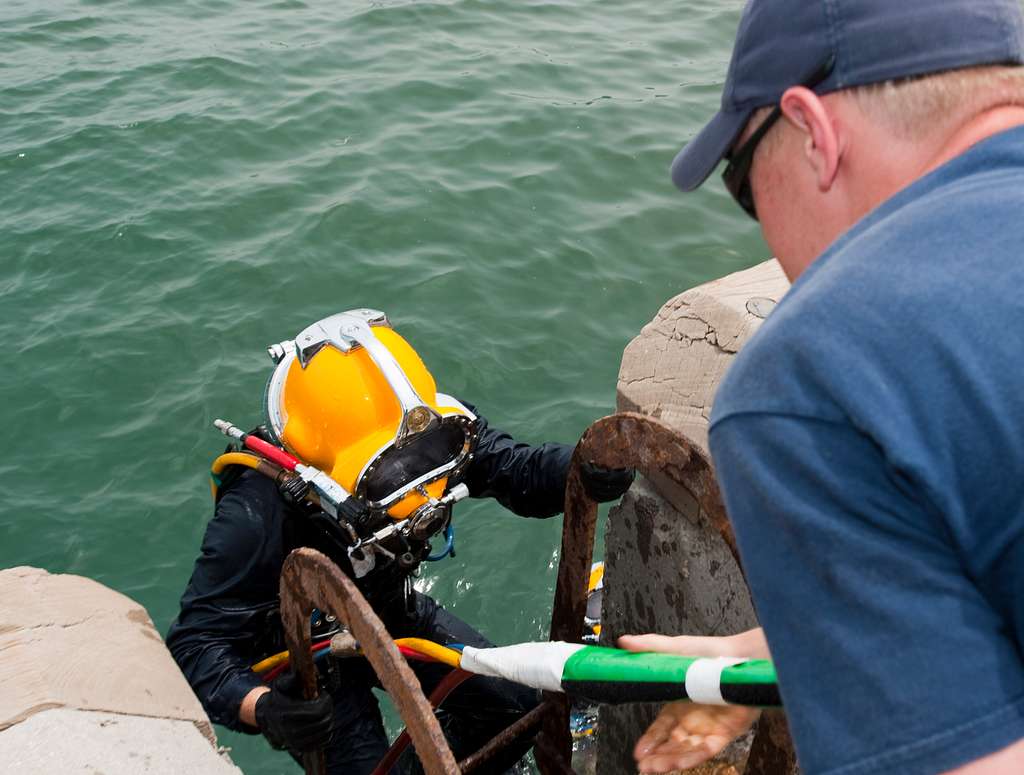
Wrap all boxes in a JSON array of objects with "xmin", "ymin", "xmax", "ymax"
[
  {"xmin": 617, "ymin": 259, "xmax": 789, "ymax": 458},
  {"xmin": 0, "ymin": 566, "xmax": 215, "ymax": 742},
  {"xmin": 0, "ymin": 708, "xmax": 242, "ymax": 774},
  {"xmin": 596, "ymin": 479, "xmax": 759, "ymax": 775}
]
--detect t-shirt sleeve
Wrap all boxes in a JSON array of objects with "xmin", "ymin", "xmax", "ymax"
[{"xmin": 709, "ymin": 411, "xmax": 1024, "ymax": 775}]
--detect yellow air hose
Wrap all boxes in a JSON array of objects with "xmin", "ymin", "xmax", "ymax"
[
  {"xmin": 396, "ymin": 638, "xmax": 462, "ymax": 668},
  {"xmin": 251, "ymin": 637, "xmax": 463, "ymax": 675},
  {"xmin": 251, "ymin": 649, "xmax": 291, "ymax": 675},
  {"xmin": 209, "ymin": 452, "xmax": 265, "ymax": 499}
]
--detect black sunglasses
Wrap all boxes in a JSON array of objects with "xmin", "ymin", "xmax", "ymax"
[{"xmin": 722, "ymin": 55, "xmax": 836, "ymax": 221}]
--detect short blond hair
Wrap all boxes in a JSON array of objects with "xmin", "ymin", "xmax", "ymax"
[
  {"xmin": 748, "ymin": 64, "xmax": 1024, "ymax": 154},
  {"xmin": 847, "ymin": 64, "xmax": 1024, "ymax": 140}
]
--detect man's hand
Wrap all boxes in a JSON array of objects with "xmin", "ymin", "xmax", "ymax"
[
  {"xmin": 618, "ymin": 630, "xmax": 768, "ymax": 774},
  {"xmin": 252, "ymin": 671, "xmax": 334, "ymax": 752},
  {"xmin": 579, "ymin": 461, "xmax": 635, "ymax": 502}
]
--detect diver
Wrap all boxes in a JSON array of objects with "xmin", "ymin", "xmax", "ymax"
[{"xmin": 165, "ymin": 309, "xmax": 632, "ymax": 774}]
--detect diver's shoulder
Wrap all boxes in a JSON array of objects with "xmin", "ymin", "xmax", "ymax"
[{"xmin": 215, "ymin": 469, "xmax": 288, "ymax": 527}]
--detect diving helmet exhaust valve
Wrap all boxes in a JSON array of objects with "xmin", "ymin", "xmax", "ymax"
[
  {"xmin": 409, "ymin": 482, "xmax": 469, "ymax": 541},
  {"xmin": 409, "ymin": 510, "xmax": 445, "ymax": 541}
]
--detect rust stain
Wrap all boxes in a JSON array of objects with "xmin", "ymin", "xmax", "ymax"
[{"xmin": 558, "ymin": 412, "xmax": 795, "ymax": 775}]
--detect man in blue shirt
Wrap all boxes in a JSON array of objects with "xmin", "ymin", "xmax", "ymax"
[{"xmin": 619, "ymin": 2, "xmax": 1024, "ymax": 774}]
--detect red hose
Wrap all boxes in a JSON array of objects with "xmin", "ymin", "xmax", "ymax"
[
  {"xmin": 370, "ymin": 669, "xmax": 474, "ymax": 775},
  {"xmin": 242, "ymin": 434, "xmax": 301, "ymax": 470},
  {"xmin": 261, "ymin": 640, "xmax": 334, "ymax": 684},
  {"xmin": 263, "ymin": 662, "xmax": 288, "ymax": 684},
  {"xmin": 399, "ymin": 645, "xmax": 435, "ymax": 662}
]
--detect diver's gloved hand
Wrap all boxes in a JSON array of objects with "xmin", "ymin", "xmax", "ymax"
[
  {"xmin": 579, "ymin": 461, "xmax": 635, "ymax": 502},
  {"xmin": 254, "ymin": 670, "xmax": 334, "ymax": 752}
]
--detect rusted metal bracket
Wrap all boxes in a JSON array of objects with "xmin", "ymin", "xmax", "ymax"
[
  {"xmin": 280, "ymin": 548, "xmax": 565, "ymax": 775},
  {"xmin": 279, "ymin": 411, "xmax": 796, "ymax": 775},
  {"xmin": 280, "ymin": 549, "xmax": 461, "ymax": 774},
  {"xmin": 537, "ymin": 411, "xmax": 797, "ymax": 775},
  {"xmin": 456, "ymin": 702, "xmax": 548, "ymax": 772}
]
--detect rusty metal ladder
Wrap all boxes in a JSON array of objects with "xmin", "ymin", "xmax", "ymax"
[{"xmin": 280, "ymin": 412, "xmax": 797, "ymax": 774}]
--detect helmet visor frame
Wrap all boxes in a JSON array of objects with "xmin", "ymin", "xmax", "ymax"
[{"xmin": 355, "ymin": 413, "xmax": 477, "ymax": 510}]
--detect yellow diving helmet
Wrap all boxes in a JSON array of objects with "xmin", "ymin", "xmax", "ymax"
[{"xmin": 264, "ymin": 309, "xmax": 477, "ymax": 521}]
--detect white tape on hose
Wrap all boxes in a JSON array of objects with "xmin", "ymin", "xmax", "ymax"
[
  {"xmin": 684, "ymin": 657, "xmax": 745, "ymax": 705},
  {"xmin": 460, "ymin": 642, "xmax": 585, "ymax": 692}
]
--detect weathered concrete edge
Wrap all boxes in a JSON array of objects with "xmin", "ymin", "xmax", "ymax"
[
  {"xmin": 0, "ymin": 566, "xmax": 222, "ymax": 751},
  {"xmin": 2, "ymin": 707, "xmax": 242, "ymax": 775},
  {"xmin": 617, "ymin": 259, "xmax": 790, "ymax": 467},
  {"xmin": 1, "ymin": 704, "xmax": 217, "ymax": 746}
]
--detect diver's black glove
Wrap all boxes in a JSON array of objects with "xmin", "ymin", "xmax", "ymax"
[
  {"xmin": 254, "ymin": 670, "xmax": 334, "ymax": 752},
  {"xmin": 579, "ymin": 461, "xmax": 635, "ymax": 502}
]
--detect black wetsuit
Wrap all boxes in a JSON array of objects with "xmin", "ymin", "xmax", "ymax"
[{"xmin": 166, "ymin": 411, "xmax": 572, "ymax": 774}]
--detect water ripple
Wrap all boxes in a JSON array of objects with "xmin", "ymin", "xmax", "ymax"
[{"xmin": 0, "ymin": 2, "xmax": 765, "ymax": 771}]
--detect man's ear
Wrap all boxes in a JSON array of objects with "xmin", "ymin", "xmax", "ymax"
[{"xmin": 779, "ymin": 87, "xmax": 842, "ymax": 191}]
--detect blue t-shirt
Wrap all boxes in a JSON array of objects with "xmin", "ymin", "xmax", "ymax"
[{"xmin": 709, "ymin": 125, "xmax": 1024, "ymax": 775}]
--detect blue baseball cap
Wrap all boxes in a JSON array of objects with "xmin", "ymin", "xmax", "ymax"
[{"xmin": 671, "ymin": 0, "xmax": 1024, "ymax": 192}]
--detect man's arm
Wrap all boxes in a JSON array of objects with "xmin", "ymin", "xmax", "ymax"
[
  {"xmin": 618, "ymin": 630, "xmax": 768, "ymax": 773},
  {"xmin": 621, "ymin": 629, "xmax": 1024, "ymax": 775},
  {"xmin": 946, "ymin": 740, "xmax": 1024, "ymax": 775}
]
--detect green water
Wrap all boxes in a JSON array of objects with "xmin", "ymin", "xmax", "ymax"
[{"xmin": 1, "ymin": 1, "xmax": 766, "ymax": 771}]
